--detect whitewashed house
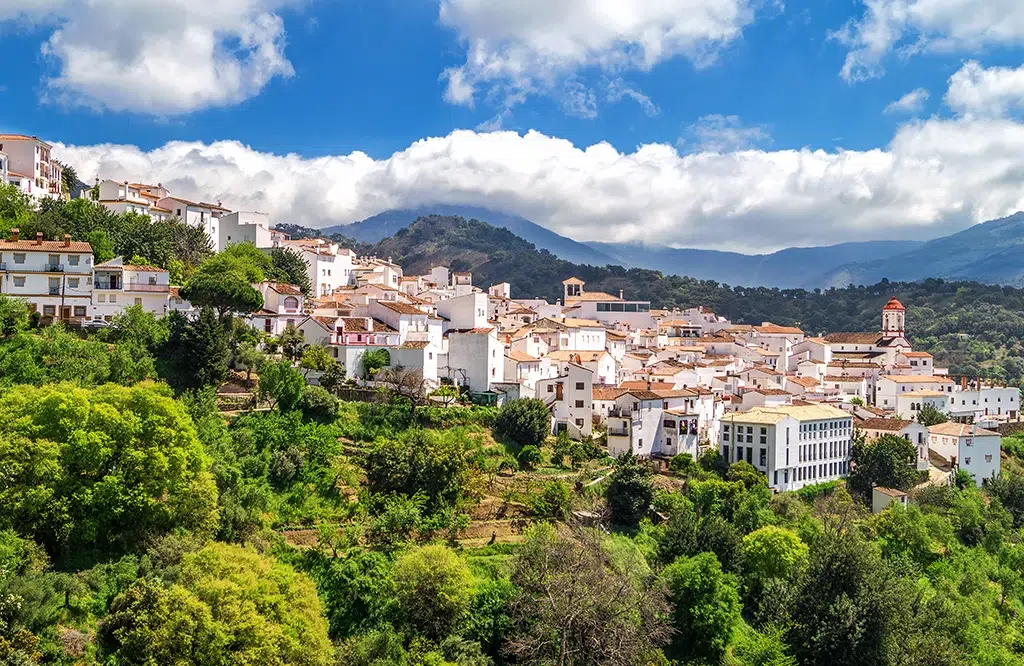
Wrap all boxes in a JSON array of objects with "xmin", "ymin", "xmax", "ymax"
[
  {"xmin": 0, "ymin": 230, "xmax": 92, "ymax": 322},
  {"xmin": 927, "ymin": 422, "xmax": 1001, "ymax": 486},
  {"xmin": 720, "ymin": 404, "xmax": 853, "ymax": 492},
  {"xmin": 537, "ymin": 362, "xmax": 593, "ymax": 439},
  {"xmin": 92, "ymin": 257, "xmax": 170, "ymax": 320},
  {"xmin": 860, "ymin": 417, "xmax": 930, "ymax": 471},
  {"xmin": 0, "ymin": 135, "xmax": 63, "ymax": 199},
  {"xmin": 250, "ymin": 282, "xmax": 304, "ymax": 335}
]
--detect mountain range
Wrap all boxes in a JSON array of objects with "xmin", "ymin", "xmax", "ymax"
[{"xmin": 325, "ymin": 206, "xmax": 1024, "ymax": 289}]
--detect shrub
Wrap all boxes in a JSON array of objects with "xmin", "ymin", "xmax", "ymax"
[
  {"xmin": 532, "ymin": 481, "xmax": 572, "ymax": 520},
  {"xmin": 494, "ymin": 398, "xmax": 550, "ymax": 448},
  {"xmin": 518, "ymin": 445, "xmax": 542, "ymax": 470},
  {"xmin": 300, "ymin": 385, "xmax": 339, "ymax": 423}
]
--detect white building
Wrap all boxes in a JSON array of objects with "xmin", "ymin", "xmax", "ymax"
[
  {"xmin": 0, "ymin": 135, "xmax": 63, "ymax": 199},
  {"xmin": 94, "ymin": 180, "xmax": 174, "ymax": 221},
  {"xmin": 720, "ymin": 404, "xmax": 853, "ymax": 492},
  {"xmin": 896, "ymin": 390, "xmax": 951, "ymax": 422},
  {"xmin": 876, "ymin": 375, "xmax": 954, "ymax": 410},
  {"xmin": 860, "ymin": 417, "xmax": 930, "ymax": 471},
  {"xmin": 158, "ymin": 197, "xmax": 228, "ymax": 242},
  {"xmin": 0, "ymin": 151, "xmax": 8, "ymax": 185},
  {"xmin": 927, "ymin": 422, "xmax": 1001, "ymax": 486},
  {"xmin": 947, "ymin": 385, "xmax": 1020, "ymax": 422},
  {"xmin": 250, "ymin": 282, "xmax": 304, "ymax": 335},
  {"xmin": 0, "ymin": 230, "xmax": 92, "ymax": 322},
  {"xmin": 92, "ymin": 257, "xmax": 170, "ymax": 320},
  {"xmin": 276, "ymin": 239, "xmax": 355, "ymax": 297},
  {"xmin": 444, "ymin": 327, "xmax": 503, "ymax": 392},
  {"xmin": 561, "ymin": 277, "xmax": 655, "ymax": 329},
  {"xmin": 217, "ymin": 211, "xmax": 272, "ymax": 252},
  {"xmin": 537, "ymin": 362, "xmax": 593, "ymax": 439}
]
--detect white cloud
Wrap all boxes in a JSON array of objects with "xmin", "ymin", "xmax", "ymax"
[
  {"xmin": 680, "ymin": 114, "xmax": 771, "ymax": 152},
  {"xmin": 835, "ymin": 0, "xmax": 1024, "ymax": 82},
  {"xmin": 606, "ymin": 78, "xmax": 660, "ymax": 116},
  {"xmin": 0, "ymin": 0, "xmax": 296, "ymax": 115},
  {"xmin": 52, "ymin": 116, "xmax": 1024, "ymax": 254},
  {"xmin": 884, "ymin": 87, "xmax": 929, "ymax": 114},
  {"xmin": 438, "ymin": 0, "xmax": 758, "ymax": 111},
  {"xmin": 946, "ymin": 60, "xmax": 1024, "ymax": 117}
]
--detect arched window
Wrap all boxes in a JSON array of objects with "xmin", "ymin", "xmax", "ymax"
[{"xmin": 284, "ymin": 296, "xmax": 299, "ymax": 310}]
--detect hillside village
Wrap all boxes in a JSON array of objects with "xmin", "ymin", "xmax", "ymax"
[{"xmin": 0, "ymin": 136, "xmax": 1016, "ymax": 499}]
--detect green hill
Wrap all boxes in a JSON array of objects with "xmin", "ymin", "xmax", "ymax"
[{"xmin": 370, "ymin": 215, "xmax": 1024, "ymax": 385}]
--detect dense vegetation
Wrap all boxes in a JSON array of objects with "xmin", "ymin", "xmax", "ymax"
[{"xmin": 368, "ymin": 215, "xmax": 1024, "ymax": 385}]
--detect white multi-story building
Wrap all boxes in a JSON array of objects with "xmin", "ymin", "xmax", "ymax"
[
  {"xmin": 947, "ymin": 385, "xmax": 1020, "ymax": 422},
  {"xmin": 0, "ymin": 230, "xmax": 92, "ymax": 322},
  {"xmin": 443, "ymin": 327, "xmax": 503, "ymax": 392},
  {"xmin": 561, "ymin": 278, "xmax": 655, "ymax": 329},
  {"xmin": 0, "ymin": 135, "xmax": 63, "ymax": 199},
  {"xmin": 0, "ymin": 151, "xmax": 8, "ymax": 185},
  {"xmin": 250, "ymin": 282, "xmax": 304, "ymax": 336},
  {"xmin": 217, "ymin": 211, "xmax": 273, "ymax": 252},
  {"xmin": 537, "ymin": 361, "xmax": 593, "ymax": 439},
  {"xmin": 860, "ymin": 417, "xmax": 930, "ymax": 471},
  {"xmin": 876, "ymin": 375, "xmax": 955, "ymax": 409},
  {"xmin": 720, "ymin": 404, "xmax": 853, "ymax": 492},
  {"xmin": 928, "ymin": 422, "xmax": 1000, "ymax": 486},
  {"xmin": 92, "ymin": 257, "xmax": 171, "ymax": 320},
  {"xmin": 158, "ymin": 197, "xmax": 228, "ymax": 241},
  {"xmin": 94, "ymin": 180, "xmax": 174, "ymax": 221},
  {"xmin": 275, "ymin": 239, "xmax": 355, "ymax": 297}
]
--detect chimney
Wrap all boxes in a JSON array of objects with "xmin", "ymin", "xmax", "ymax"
[
  {"xmin": 961, "ymin": 376, "xmax": 967, "ymax": 391},
  {"xmin": 63, "ymin": 234, "xmax": 71, "ymax": 248},
  {"xmin": 10, "ymin": 228, "xmax": 18, "ymax": 242},
  {"xmin": 619, "ymin": 289, "xmax": 624, "ymax": 300},
  {"xmin": 35, "ymin": 232, "xmax": 43, "ymax": 246}
]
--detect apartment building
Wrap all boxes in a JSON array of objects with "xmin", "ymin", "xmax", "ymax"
[
  {"xmin": 0, "ymin": 230, "xmax": 92, "ymax": 322},
  {"xmin": 928, "ymin": 422, "xmax": 1001, "ymax": 486},
  {"xmin": 92, "ymin": 257, "xmax": 171, "ymax": 320},
  {"xmin": 0, "ymin": 135, "xmax": 63, "ymax": 199},
  {"xmin": 720, "ymin": 404, "xmax": 853, "ymax": 492}
]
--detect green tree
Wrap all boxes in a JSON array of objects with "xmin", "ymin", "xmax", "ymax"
[
  {"xmin": 300, "ymin": 385, "xmax": 339, "ymax": 423},
  {"xmin": 233, "ymin": 341, "xmax": 266, "ymax": 386},
  {"xmin": 180, "ymin": 272, "xmax": 263, "ymax": 318},
  {"xmin": 319, "ymin": 363, "xmax": 346, "ymax": 395},
  {"xmin": 87, "ymin": 229, "xmax": 115, "ymax": 264},
  {"xmin": 493, "ymin": 398, "xmax": 550, "ymax": 448},
  {"xmin": 742, "ymin": 526, "xmax": 809, "ymax": 585},
  {"xmin": 606, "ymin": 452, "xmax": 654, "ymax": 528},
  {"xmin": 531, "ymin": 481, "xmax": 572, "ymax": 520},
  {"xmin": 105, "ymin": 304, "xmax": 168, "ymax": 348},
  {"xmin": 917, "ymin": 403, "xmax": 949, "ymax": 427},
  {"xmin": 393, "ymin": 544, "xmax": 473, "ymax": 640},
  {"xmin": 662, "ymin": 552, "xmax": 741, "ymax": 664},
  {"xmin": 258, "ymin": 359, "xmax": 306, "ymax": 411},
  {"xmin": 99, "ymin": 543, "xmax": 332, "ymax": 666},
  {"xmin": 848, "ymin": 433, "xmax": 918, "ymax": 498},
  {"xmin": 361, "ymin": 348, "xmax": 391, "ymax": 379},
  {"xmin": 506, "ymin": 524, "xmax": 669, "ymax": 666},
  {"xmin": 0, "ymin": 295, "xmax": 29, "ymax": 338},
  {"xmin": 270, "ymin": 247, "xmax": 312, "ymax": 296},
  {"xmin": 517, "ymin": 444, "xmax": 541, "ymax": 470},
  {"xmin": 363, "ymin": 429, "xmax": 471, "ymax": 512},
  {"xmin": 182, "ymin": 307, "xmax": 231, "ymax": 388},
  {"xmin": 300, "ymin": 344, "xmax": 337, "ymax": 377},
  {"xmin": 0, "ymin": 383, "xmax": 218, "ymax": 555}
]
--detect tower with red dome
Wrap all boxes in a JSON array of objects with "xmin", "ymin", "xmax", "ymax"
[{"xmin": 881, "ymin": 297, "xmax": 905, "ymax": 337}]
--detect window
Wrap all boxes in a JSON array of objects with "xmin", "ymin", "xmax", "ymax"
[
  {"xmin": 48, "ymin": 277, "xmax": 59, "ymax": 294},
  {"xmin": 575, "ymin": 418, "xmax": 583, "ymax": 427},
  {"xmin": 13, "ymin": 277, "xmax": 24, "ymax": 287},
  {"xmin": 43, "ymin": 305, "xmax": 55, "ymax": 316},
  {"xmin": 547, "ymin": 385, "xmax": 554, "ymax": 393},
  {"xmin": 759, "ymin": 449, "xmax": 767, "ymax": 466},
  {"xmin": 985, "ymin": 455, "xmax": 993, "ymax": 463},
  {"xmin": 575, "ymin": 400, "xmax": 584, "ymax": 408},
  {"xmin": 13, "ymin": 253, "xmax": 24, "ymax": 264},
  {"xmin": 109, "ymin": 295, "xmax": 117, "ymax": 303},
  {"xmin": 97, "ymin": 294, "xmax": 106, "ymax": 303},
  {"xmin": 73, "ymin": 306, "xmax": 86, "ymax": 317},
  {"xmin": 965, "ymin": 457, "xmax": 972, "ymax": 465},
  {"xmin": 575, "ymin": 382, "xmax": 584, "ymax": 390},
  {"xmin": 68, "ymin": 255, "xmax": 79, "ymax": 266},
  {"xmin": 134, "ymin": 298, "xmax": 142, "ymax": 306}
]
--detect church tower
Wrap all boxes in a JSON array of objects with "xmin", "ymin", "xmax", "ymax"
[{"xmin": 881, "ymin": 297, "xmax": 906, "ymax": 336}]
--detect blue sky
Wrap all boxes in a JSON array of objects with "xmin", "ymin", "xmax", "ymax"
[{"xmin": 4, "ymin": 0, "xmax": 1024, "ymax": 252}]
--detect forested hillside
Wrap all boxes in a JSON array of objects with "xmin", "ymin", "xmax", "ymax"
[{"xmin": 370, "ymin": 216, "xmax": 1024, "ymax": 385}]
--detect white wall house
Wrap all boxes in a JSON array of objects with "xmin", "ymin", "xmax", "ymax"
[
  {"xmin": 94, "ymin": 180, "xmax": 173, "ymax": 221},
  {"xmin": 217, "ymin": 211, "xmax": 272, "ymax": 252},
  {"xmin": 928, "ymin": 422, "xmax": 1001, "ymax": 486},
  {"xmin": 0, "ymin": 151, "xmax": 9, "ymax": 185},
  {"xmin": 92, "ymin": 257, "xmax": 170, "ymax": 320},
  {"xmin": 0, "ymin": 230, "xmax": 92, "ymax": 322},
  {"xmin": 444, "ymin": 327, "xmax": 503, "ymax": 392},
  {"xmin": 158, "ymin": 197, "xmax": 228, "ymax": 244},
  {"xmin": 249, "ymin": 282, "xmax": 304, "ymax": 336},
  {"xmin": 561, "ymin": 277, "xmax": 655, "ymax": 329},
  {"xmin": 860, "ymin": 417, "xmax": 930, "ymax": 471},
  {"xmin": 947, "ymin": 386, "xmax": 1020, "ymax": 422},
  {"xmin": 276, "ymin": 239, "xmax": 355, "ymax": 297},
  {"xmin": 720, "ymin": 404, "xmax": 853, "ymax": 492},
  {"xmin": 0, "ymin": 135, "xmax": 63, "ymax": 199},
  {"xmin": 537, "ymin": 362, "xmax": 593, "ymax": 439},
  {"xmin": 876, "ymin": 375, "xmax": 954, "ymax": 410}
]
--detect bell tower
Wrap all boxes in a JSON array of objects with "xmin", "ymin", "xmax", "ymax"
[{"xmin": 881, "ymin": 297, "xmax": 906, "ymax": 336}]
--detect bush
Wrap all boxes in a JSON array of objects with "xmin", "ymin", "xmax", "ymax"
[
  {"xmin": 518, "ymin": 445, "xmax": 542, "ymax": 470},
  {"xmin": 494, "ymin": 398, "xmax": 550, "ymax": 448},
  {"xmin": 532, "ymin": 481, "xmax": 572, "ymax": 520},
  {"xmin": 300, "ymin": 385, "xmax": 339, "ymax": 423}
]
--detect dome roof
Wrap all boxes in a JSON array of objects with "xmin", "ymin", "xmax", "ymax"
[{"xmin": 882, "ymin": 297, "xmax": 905, "ymax": 311}]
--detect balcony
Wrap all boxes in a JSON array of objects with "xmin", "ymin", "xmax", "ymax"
[
  {"xmin": 48, "ymin": 288, "xmax": 59, "ymax": 296},
  {"xmin": 125, "ymin": 282, "xmax": 169, "ymax": 293},
  {"xmin": 46, "ymin": 264, "xmax": 63, "ymax": 272},
  {"xmin": 607, "ymin": 428, "xmax": 630, "ymax": 437}
]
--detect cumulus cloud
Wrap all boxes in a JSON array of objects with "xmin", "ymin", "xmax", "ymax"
[
  {"xmin": 946, "ymin": 60, "xmax": 1024, "ymax": 118},
  {"xmin": 438, "ymin": 0, "xmax": 758, "ymax": 112},
  {"xmin": 884, "ymin": 88, "xmax": 929, "ymax": 114},
  {"xmin": 0, "ymin": 0, "xmax": 296, "ymax": 114},
  {"xmin": 680, "ymin": 114, "xmax": 771, "ymax": 152},
  {"xmin": 835, "ymin": 0, "xmax": 1024, "ymax": 82},
  {"xmin": 52, "ymin": 116, "xmax": 1024, "ymax": 254}
]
